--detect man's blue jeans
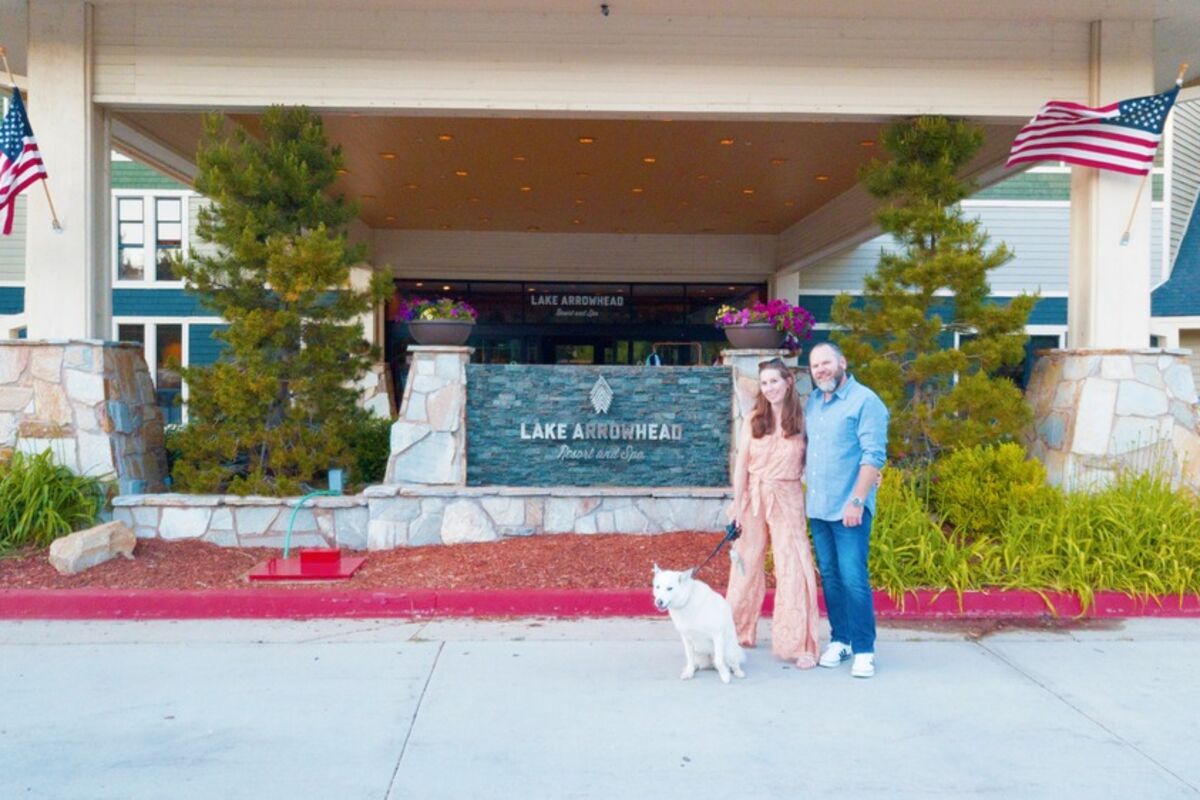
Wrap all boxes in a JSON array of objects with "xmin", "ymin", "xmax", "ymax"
[{"xmin": 809, "ymin": 510, "xmax": 876, "ymax": 655}]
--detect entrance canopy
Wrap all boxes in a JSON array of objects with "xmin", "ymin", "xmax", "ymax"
[{"xmin": 5, "ymin": 0, "xmax": 1199, "ymax": 344}]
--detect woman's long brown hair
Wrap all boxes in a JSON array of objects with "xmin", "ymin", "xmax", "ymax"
[{"xmin": 751, "ymin": 358, "xmax": 805, "ymax": 440}]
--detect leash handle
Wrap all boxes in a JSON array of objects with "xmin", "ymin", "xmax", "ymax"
[{"xmin": 693, "ymin": 520, "xmax": 742, "ymax": 575}]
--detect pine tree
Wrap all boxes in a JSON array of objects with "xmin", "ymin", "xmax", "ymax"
[
  {"xmin": 171, "ymin": 106, "xmax": 393, "ymax": 495},
  {"xmin": 831, "ymin": 116, "xmax": 1035, "ymax": 463}
]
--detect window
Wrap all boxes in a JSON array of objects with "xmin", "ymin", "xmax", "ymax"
[
  {"xmin": 155, "ymin": 198, "xmax": 183, "ymax": 281},
  {"xmin": 114, "ymin": 321, "xmax": 185, "ymax": 424},
  {"xmin": 117, "ymin": 198, "xmax": 145, "ymax": 280},
  {"xmin": 114, "ymin": 193, "xmax": 189, "ymax": 284}
]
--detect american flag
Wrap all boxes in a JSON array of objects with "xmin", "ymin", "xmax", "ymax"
[
  {"xmin": 1006, "ymin": 86, "xmax": 1179, "ymax": 176},
  {"xmin": 0, "ymin": 88, "xmax": 48, "ymax": 236}
]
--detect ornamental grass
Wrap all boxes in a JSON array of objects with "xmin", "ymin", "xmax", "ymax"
[{"xmin": 870, "ymin": 444, "xmax": 1200, "ymax": 612}]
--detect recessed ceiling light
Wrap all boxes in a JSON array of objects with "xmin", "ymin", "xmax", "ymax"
[
  {"xmin": 385, "ymin": 215, "xmax": 396, "ymax": 221},
  {"xmin": 335, "ymin": 168, "xmax": 349, "ymax": 176},
  {"xmin": 696, "ymin": 174, "xmax": 709, "ymax": 181},
  {"xmin": 405, "ymin": 183, "xmax": 419, "ymax": 190},
  {"xmin": 576, "ymin": 171, "xmax": 591, "ymax": 178},
  {"xmin": 379, "ymin": 153, "xmax": 396, "ymax": 160},
  {"xmin": 615, "ymin": 226, "xmax": 627, "ymax": 233},
  {"xmin": 438, "ymin": 134, "xmax": 454, "ymax": 141},
  {"xmin": 815, "ymin": 174, "xmax": 831, "ymax": 182},
  {"xmin": 742, "ymin": 188, "xmax": 755, "ymax": 195},
  {"xmin": 770, "ymin": 158, "xmax": 786, "ymax": 166},
  {"xmin": 527, "ymin": 225, "xmax": 541, "ymax": 232},
  {"xmin": 783, "ymin": 200, "xmax": 795, "ymax": 207},
  {"xmin": 361, "ymin": 194, "xmax": 376, "ymax": 200},
  {"xmin": 520, "ymin": 186, "xmax": 532, "ymax": 192},
  {"xmin": 528, "ymin": 287, "xmax": 536, "ymax": 292},
  {"xmin": 480, "ymin": 216, "xmax": 490, "ymax": 222},
  {"xmin": 415, "ymin": 282, "xmax": 424, "ymax": 287},
  {"xmin": 728, "ymin": 285, "xmax": 736, "ymax": 290},
  {"xmin": 702, "ymin": 227, "xmax": 715, "ymax": 232},
  {"xmin": 718, "ymin": 138, "xmax": 735, "ymax": 146},
  {"xmin": 442, "ymin": 285, "xmax": 452, "ymax": 290},
  {"xmin": 454, "ymin": 170, "xmax": 469, "ymax": 177},
  {"xmin": 440, "ymin": 224, "xmax": 450, "ymax": 230},
  {"xmin": 349, "ymin": 113, "xmax": 361, "ymax": 118},
  {"xmin": 572, "ymin": 219, "xmax": 582, "ymax": 225},
  {"xmin": 468, "ymin": 196, "xmax": 481, "ymax": 203},
  {"xmin": 513, "ymin": 155, "xmax": 527, "ymax": 162},
  {"xmin": 631, "ymin": 187, "xmax": 644, "ymax": 194},
  {"xmin": 643, "ymin": 157, "xmax": 657, "ymax": 164},
  {"xmin": 574, "ymin": 198, "xmax": 585, "ymax": 205},
  {"xmin": 578, "ymin": 136, "xmax": 595, "ymax": 144},
  {"xmin": 859, "ymin": 139, "xmax": 876, "ymax": 147}
]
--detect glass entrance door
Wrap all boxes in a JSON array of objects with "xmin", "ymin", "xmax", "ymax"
[{"xmin": 542, "ymin": 336, "xmax": 613, "ymax": 364}]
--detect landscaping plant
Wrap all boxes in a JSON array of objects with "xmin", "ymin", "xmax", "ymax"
[
  {"xmin": 832, "ymin": 116, "xmax": 1035, "ymax": 463},
  {"xmin": 171, "ymin": 106, "xmax": 393, "ymax": 495},
  {"xmin": 869, "ymin": 445, "xmax": 1200, "ymax": 612},
  {"xmin": 0, "ymin": 449, "xmax": 107, "ymax": 553}
]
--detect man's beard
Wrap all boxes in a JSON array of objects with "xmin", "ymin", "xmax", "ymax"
[{"xmin": 815, "ymin": 368, "xmax": 844, "ymax": 393}]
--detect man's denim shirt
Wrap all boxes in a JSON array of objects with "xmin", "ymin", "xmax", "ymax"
[{"xmin": 804, "ymin": 375, "xmax": 889, "ymax": 522}]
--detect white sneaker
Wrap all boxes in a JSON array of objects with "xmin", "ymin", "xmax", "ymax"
[
  {"xmin": 851, "ymin": 653, "xmax": 875, "ymax": 678},
  {"xmin": 818, "ymin": 641, "xmax": 852, "ymax": 668}
]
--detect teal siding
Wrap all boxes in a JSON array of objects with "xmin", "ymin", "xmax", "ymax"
[
  {"xmin": 797, "ymin": 294, "xmax": 1066, "ymax": 326},
  {"xmin": 0, "ymin": 286, "xmax": 23, "ymax": 314},
  {"xmin": 113, "ymin": 288, "xmax": 211, "ymax": 317},
  {"xmin": 112, "ymin": 161, "xmax": 189, "ymax": 191},
  {"xmin": 188, "ymin": 324, "xmax": 229, "ymax": 366},
  {"xmin": 975, "ymin": 171, "xmax": 1163, "ymax": 203}
]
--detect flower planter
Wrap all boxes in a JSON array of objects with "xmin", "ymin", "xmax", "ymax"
[
  {"xmin": 722, "ymin": 323, "xmax": 785, "ymax": 349},
  {"xmin": 408, "ymin": 320, "xmax": 475, "ymax": 346}
]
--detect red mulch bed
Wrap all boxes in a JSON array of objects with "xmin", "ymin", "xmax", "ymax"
[{"xmin": 0, "ymin": 533, "xmax": 763, "ymax": 592}]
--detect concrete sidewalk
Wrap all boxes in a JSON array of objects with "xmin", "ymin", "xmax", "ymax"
[{"xmin": 1, "ymin": 617, "xmax": 1197, "ymax": 799}]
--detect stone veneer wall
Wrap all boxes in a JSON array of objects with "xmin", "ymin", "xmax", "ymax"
[
  {"xmin": 385, "ymin": 346, "xmax": 469, "ymax": 485},
  {"xmin": 364, "ymin": 485, "xmax": 731, "ymax": 549},
  {"xmin": 1026, "ymin": 349, "xmax": 1200, "ymax": 492},
  {"xmin": 0, "ymin": 340, "xmax": 167, "ymax": 493},
  {"xmin": 112, "ymin": 495, "xmax": 369, "ymax": 550}
]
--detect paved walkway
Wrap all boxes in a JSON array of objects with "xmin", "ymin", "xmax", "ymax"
[{"xmin": 1, "ymin": 617, "xmax": 1197, "ymax": 799}]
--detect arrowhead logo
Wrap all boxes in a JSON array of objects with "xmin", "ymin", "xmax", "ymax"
[{"xmin": 589, "ymin": 375, "xmax": 614, "ymax": 415}]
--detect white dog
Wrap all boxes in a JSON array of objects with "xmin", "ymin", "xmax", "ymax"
[{"xmin": 652, "ymin": 564, "xmax": 746, "ymax": 683}]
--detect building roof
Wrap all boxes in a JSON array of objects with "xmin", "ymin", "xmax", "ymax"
[{"xmin": 1152, "ymin": 187, "xmax": 1200, "ymax": 317}]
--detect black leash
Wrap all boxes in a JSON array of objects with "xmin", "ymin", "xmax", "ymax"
[{"xmin": 693, "ymin": 520, "xmax": 742, "ymax": 575}]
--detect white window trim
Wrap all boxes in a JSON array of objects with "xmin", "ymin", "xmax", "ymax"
[
  {"xmin": 112, "ymin": 316, "xmax": 222, "ymax": 424},
  {"xmin": 112, "ymin": 189, "xmax": 193, "ymax": 288}
]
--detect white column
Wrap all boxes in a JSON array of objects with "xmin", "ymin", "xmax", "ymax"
[
  {"xmin": 1067, "ymin": 20, "xmax": 1154, "ymax": 349},
  {"xmin": 24, "ymin": 1, "xmax": 111, "ymax": 340}
]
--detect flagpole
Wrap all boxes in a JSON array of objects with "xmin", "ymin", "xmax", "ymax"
[
  {"xmin": 1120, "ymin": 62, "xmax": 1189, "ymax": 246},
  {"xmin": 0, "ymin": 46, "xmax": 63, "ymax": 232}
]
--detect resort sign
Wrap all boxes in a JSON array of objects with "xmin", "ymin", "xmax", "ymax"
[{"xmin": 466, "ymin": 365, "xmax": 730, "ymax": 487}]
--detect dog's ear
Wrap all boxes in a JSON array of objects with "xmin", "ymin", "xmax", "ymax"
[
  {"xmin": 652, "ymin": 562, "xmax": 661, "ymax": 575},
  {"xmin": 682, "ymin": 568, "xmax": 695, "ymax": 582}
]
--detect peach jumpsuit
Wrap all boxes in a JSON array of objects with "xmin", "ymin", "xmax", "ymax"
[{"xmin": 725, "ymin": 424, "xmax": 821, "ymax": 668}]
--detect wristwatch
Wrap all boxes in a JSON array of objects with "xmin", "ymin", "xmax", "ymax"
[{"xmin": 849, "ymin": 496, "xmax": 864, "ymax": 508}]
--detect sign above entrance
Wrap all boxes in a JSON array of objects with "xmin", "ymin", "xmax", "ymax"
[{"xmin": 529, "ymin": 292, "xmax": 627, "ymax": 322}]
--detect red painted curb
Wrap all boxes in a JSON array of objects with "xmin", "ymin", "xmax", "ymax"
[{"xmin": 1, "ymin": 587, "xmax": 1197, "ymax": 620}]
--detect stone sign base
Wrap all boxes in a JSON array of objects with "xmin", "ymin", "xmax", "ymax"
[
  {"xmin": 113, "ymin": 486, "xmax": 730, "ymax": 550},
  {"xmin": 0, "ymin": 340, "xmax": 167, "ymax": 492},
  {"xmin": 1025, "ymin": 348, "xmax": 1200, "ymax": 492},
  {"xmin": 364, "ymin": 486, "xmax": 731, "ymax": 548}
]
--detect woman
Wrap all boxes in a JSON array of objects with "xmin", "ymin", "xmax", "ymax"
[{"xmin": 726, "ymin": 358, "xmax": 821, "ymax": 669}]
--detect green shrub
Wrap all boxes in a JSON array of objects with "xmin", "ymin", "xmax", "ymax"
[
  {"xmin": 930, "ymin": 442, "xmax": 1061, "ymax": 537},
  {"xmin": 868, "ymin": 462, "xmax": 1200, "ymax": 612},
  {"xmin": 346, "ymin": 415, "xmax": 392, "ymax": 488},
  {"xmin": 0, "ymin": 449, "xmax": 108, "ymax": 553}
]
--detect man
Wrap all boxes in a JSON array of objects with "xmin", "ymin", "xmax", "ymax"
[{"xmin": 805, "ymin": 342, "xmax": 889, "ymax": 678}]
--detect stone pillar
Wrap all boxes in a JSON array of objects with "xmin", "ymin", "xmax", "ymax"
[
  {"xmin": 1068, "ymin": 20, "xmax": 1154, "ymax": 349},
  {"xmin": 1025, "ymin": 349, "xmax": 1200, "ymax": 492},
  {"xmin": 721, "ymin": 348, "xmax": 797, "ymax": 475},
  {"xmin": 0, "ymin": 341, "xmax": 167, "ymax": 493},
  {"xmin": 384, "ymin": 346, "xmax": 470, "ymax": 485},
  {"xmin": 25, "ymin": 0, "xmax": 112, "ymax": 340}
]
